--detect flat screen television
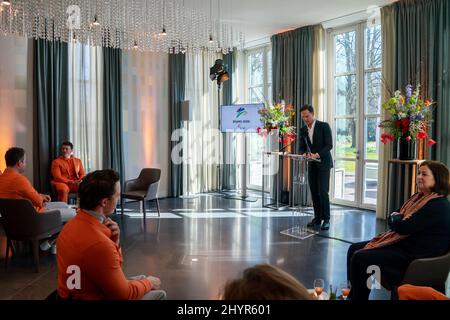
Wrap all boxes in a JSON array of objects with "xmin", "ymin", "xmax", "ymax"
[{"xmin": 220, "ymin": 103, "xmax": 264, "ymax": 133}]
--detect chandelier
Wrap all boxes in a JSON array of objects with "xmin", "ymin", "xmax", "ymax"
[{"xmin": 0, "ymin": 0, "xmax": 245, "ymax": 53}]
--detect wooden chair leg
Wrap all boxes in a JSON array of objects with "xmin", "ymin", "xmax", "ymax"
[
  {"xmin": 156, "ymin": 198, "xmax": 161, "ymax": 217},
  {"xmin": 31, "ymin": 239, "xmax": 40, "ymax": 273}
]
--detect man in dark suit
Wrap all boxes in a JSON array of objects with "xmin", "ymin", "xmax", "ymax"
[{"xmin": 298, "ymin": 105, "xmax": 333, "ymax": 230}]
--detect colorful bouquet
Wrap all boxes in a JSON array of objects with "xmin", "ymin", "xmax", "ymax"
[
  {"xmin": 378, "ymin": 84, "xmax": 436, "ymax": 146},
  {"xmin": 257, "ymin": 102, "xmax": 296, "ymax": 144}
]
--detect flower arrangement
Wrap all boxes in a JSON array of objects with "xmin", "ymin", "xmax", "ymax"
[
  {"xmin": 378, "ymin": 84, "xmax": 436, "ymax": 146},
  {"xmin": 257, "ymin": 102, "xmax": 296, "ymax": 144}
]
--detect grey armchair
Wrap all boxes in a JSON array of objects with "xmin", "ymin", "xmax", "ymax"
[
  {"xmin": 0, "ymin": 199, "xmax": 62, "ymax": 273},
  {"xmin": 121, "ymin": 168, "xmax": 161, "ymax": 222},
  {"xmin": 382, "ymin": 250, "xmax": 450, "ymax": 299},
  {"xmin": 400, "ymin": 250, "xmax": 450, "ymax": 293}
]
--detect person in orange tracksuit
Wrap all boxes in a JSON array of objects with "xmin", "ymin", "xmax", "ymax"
[
  {"xmin": 51, "ymin": 141, "xmax": 86, "ymax": 203},
  {"xmin": 0, "ymin": 147, "xmax": 76, "ymax": 222},
  {"xmin": 398, "ymin": 284, "xmax": 449, "ymax": 300},
  {"xmin": 57, "ymin": 169, "xmax": 166, "ymax": 300}
]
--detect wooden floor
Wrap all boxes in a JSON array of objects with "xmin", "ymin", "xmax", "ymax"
[{"xmin": 0, "ymin": 193, "xmax": 390, "ymax": 300}]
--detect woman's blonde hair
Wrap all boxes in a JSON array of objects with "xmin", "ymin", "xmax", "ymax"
[{"xmin": 221, "ymin": 264, "xmax": 315, "ymax": 300}]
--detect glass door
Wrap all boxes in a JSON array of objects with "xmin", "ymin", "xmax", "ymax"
[{"xmin": 329, "ymin": 23, "xmax": 381, "ymax": 210}]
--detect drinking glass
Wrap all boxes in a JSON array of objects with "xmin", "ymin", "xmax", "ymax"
[
  {"xmin": 340, "ymin": 281, "xmax": 351, "ymax": 300},
  {"xmin": 314, "ymin": 279, "xmax": 325, "ymax": 298}
]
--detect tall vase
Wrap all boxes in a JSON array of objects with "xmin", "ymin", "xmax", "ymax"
[{"xmin": 397, "ymin": 136, "xmax": 417, "ymax": 160}]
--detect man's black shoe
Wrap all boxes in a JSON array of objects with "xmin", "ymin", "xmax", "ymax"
[
  {"xmin": 307, "ymin": 219, "xmax": 322, "ymax": 228},
  {"xmin": 321, "ymin": 221, "xmax": 330, "ymax": 230}
]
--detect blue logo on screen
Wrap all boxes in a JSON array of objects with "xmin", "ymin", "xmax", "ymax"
[{"xmin": 236, "ymin": 107, "xmax": 248, "ymax": 118}]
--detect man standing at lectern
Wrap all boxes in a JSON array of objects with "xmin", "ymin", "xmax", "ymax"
[{"xmin": 298, "ymin": 105, "xmax": 333, "ymax": 231}]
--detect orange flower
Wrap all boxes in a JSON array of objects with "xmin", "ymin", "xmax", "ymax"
[
  {"xmin": 425, "ymin": 99, "xmax": 432, "ymax": 107},
  {"xmin": 399, "ymin": 95, "xmax": 405, "ymax": 104}
]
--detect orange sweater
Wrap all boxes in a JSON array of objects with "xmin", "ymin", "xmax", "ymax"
[
  {"xmin": 51, "ymin": 156, "xmax": 85, "ymax": 184},
  {"xmin": 57, "ymin": 210, "xmax": 151, "ymax": 300},
  {"xmin": 398, "ymin": 284, "xmax": 449, "ymax": 300},
  {"xmin": 0, "ymin": 169, "xmax": 45, "ymax": 212}
]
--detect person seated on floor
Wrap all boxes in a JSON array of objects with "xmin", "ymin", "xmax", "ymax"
[
  {"xmin": 347, "ymin": 160, "xmax": 450, "ymax": 300},
  {"xmin": 0, "ymin": 147, "xmax": 76, "ymax": 223},
  {"xmin": 51, "ymin": 141, "xmax": 85, "ymax": 203},
  {"xmin": 397, "ymin": 284, "xmax": 449, "ymax": 300},
  {"xmin": 221, "ymin": 264, "xmax": 314, "ymax": 300},
  {"xmin": 57, "ymin": 169, "xmax": 166, "ymax": 300}
]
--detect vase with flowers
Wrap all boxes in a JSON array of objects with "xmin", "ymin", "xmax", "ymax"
[
  {"xmin": 256, "ymin": 101, "xmax": 297, "ymax": 148},
  {"xmin": 378, "ymin": 84, "xmax": 436, "ymax": 160}
]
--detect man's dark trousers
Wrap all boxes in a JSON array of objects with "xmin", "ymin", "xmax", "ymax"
[{"xmin": 308, "ymin": 162, "xmax": 331, "ymax": 222}]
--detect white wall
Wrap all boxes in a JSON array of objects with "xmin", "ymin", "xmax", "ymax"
[
  {"xmin": 0, "ymin": 36, "xmax": 34, "ymax": 182},
  {"xmin": 121, "ymin": 51, "xmax": 170, "ymax": 197}
]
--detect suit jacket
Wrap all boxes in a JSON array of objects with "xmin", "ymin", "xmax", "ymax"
[
  {"xmin": 298, "ymin": 120, "xmax": 333, "ymax": 169},
  {"xmin": 51, "ymin": 156, "xmax": 86, "ymax": 184}
]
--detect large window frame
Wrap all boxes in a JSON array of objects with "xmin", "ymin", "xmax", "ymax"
[
  {"xmin": 244, "ymin": 45, "xmax": 272, "ymax": 191},
  {"xmin": 327, "ymin": 22, "xmax": 382, "ymax": 211}
]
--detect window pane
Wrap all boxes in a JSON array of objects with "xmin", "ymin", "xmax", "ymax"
[
  {"xmin": 365, "ymin": 25, "xmax": 382, "ymax": 69},
  {"xmin": 267, "ymin": 49, "xmax": 272, "ymax": 85},
  {"xmin": 335, "ymin": 75, "xmax": 356, "ymax": 116},
  {"xmin": 248, "ymin": 52, "xmax": 263, "ymax": 86},
  {"xmin": 248, "ymin": 133, "xmax": 264, "ymax": 187},
  {"xmin": 335, "ymin": 31, "xmax": 356, "ymax": 74},
  {"xmin": 364, "ymin": 163, "xmax": 378, "ymax": 205},
  {"xmin": 334, "ymin": 160, "xmax": 356, "ymax": 201},
  {"xmin": 365, "ymin": 117, "xmax": 380, "ymax": 160},
  {"xmin": 335, "ymin": 119, "xmax": 357, "ymax": 158},
  {"xmin": 365, "ymin": 71, "xmax": 381, "ymax": 114},
  {"xmin": 249, "ymin": 87, "xmax": 264, "ymax": 103}
]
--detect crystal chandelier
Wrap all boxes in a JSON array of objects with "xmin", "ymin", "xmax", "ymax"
[{"xmin": 0, "ymin": 0, "xmax": 245, "ymax": 53}]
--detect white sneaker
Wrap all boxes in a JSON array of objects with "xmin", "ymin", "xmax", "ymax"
[
  {"xmin": 40, "ymin": 241, "xmax": 51, "ymax": 251},
  {"xmin": 51, "ymin": 244, "xmax": 57, "ymax": 255}
]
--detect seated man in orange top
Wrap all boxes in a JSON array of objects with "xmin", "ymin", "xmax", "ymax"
[
  {"xmin": 51, "ymin": 141, "xmax": 86, "ymax": 203},
  {"xmin": 0, "ymin": 147, "xmax": 76, "ymax": 222},
  {"xmin": 57, "ymin": 169, "xmax": 166, "ymax": 300}
]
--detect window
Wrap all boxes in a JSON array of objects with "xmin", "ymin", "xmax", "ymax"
[
  {"xmin": 245, "ymin": 46, "xmax": 272, "ymax": 189},
  {"xmin": 68, "ymin": 42, "xmax": 104, "ymax": 172},
  {"xmin": 328, "ymin": 23, "xmax": 382, "ymax": 209}
]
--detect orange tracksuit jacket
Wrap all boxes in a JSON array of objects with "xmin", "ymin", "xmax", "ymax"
[
  {"xmin": 57, "ymin": 210, "xmax": 151, "ymax": 300},
  {"xmin": 398, "ymin": 284, "xmax": 449, "ymax": 300},
  {"xmin": 0, "ymin": 169, "xmax": 46, "ymax": 212},
  {"xmin": 51, "ymin": 156, "xmax": 85, "ymax": 184}
]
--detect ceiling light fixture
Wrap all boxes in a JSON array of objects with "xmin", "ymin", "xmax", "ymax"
[{"xmin": 0, "ymin": 0, "xmax": 244, "ymax": 53}]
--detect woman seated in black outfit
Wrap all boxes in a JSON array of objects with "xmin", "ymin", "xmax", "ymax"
[{"xmin": 347, "ymin": 160, "xmax": 450, "ymax": 300}]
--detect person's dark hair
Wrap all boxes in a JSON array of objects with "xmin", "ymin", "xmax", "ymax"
[
  {"xmin": 78, "ymin": 169, "xmax": 120, "ymax": 210},
  {"xmin": 61, "ymin": 141, "xmax": 74, "ymax": 150},
  {"xmin": 5, "ymin": 147, "xmax": 25, "ymax": 167},
  {"xmin": 299, "ymin": 105, "xmax": 314, "ymax": 114},
  {"xmin": 419, "ymin": 161, "xmax": 450, "ymax": 196},
  {"xmin": 221, "ymin": 264, "xmax": 314, "ymax": 300}
]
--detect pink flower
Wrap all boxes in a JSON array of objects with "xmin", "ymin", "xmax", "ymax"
[
  {"xmin": 406, "ymin": 136, "xmax": 411, "ymax": 141},
  {"xmin": 428, "ymin": 139, "xmax": 437, "ymax": 146}
]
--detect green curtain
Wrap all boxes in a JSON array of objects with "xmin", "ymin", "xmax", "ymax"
[
  {"xmin": 391, "ymin": 0, "xmax": 450, "ymax": 164},
  {"xmin": 169, "ymin": 53, "xmax": 185, "ymax": 197},
  {"xmin": 222, "ymin": 51, "xmax": 235, "ymax": 190},
  {"xmin": 103, "ymin": 48, "xmax": 125, "ymax": 184},
  {"xmin": 33, "ymin": 39, "xmax": 69, "ymax": 193},
  {"xmin": 271, "ymin": 25, "xmax": 314, "ymax": 154}
]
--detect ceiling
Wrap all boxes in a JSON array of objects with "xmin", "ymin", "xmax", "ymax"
[{"xmin": 185, "ymin": 0, "xmax": 396, "ymax": 45}]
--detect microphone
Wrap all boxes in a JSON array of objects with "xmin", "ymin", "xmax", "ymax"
[{"xmin": 301, "ymin": 127, "xmax": 312, "ymax": 154}]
